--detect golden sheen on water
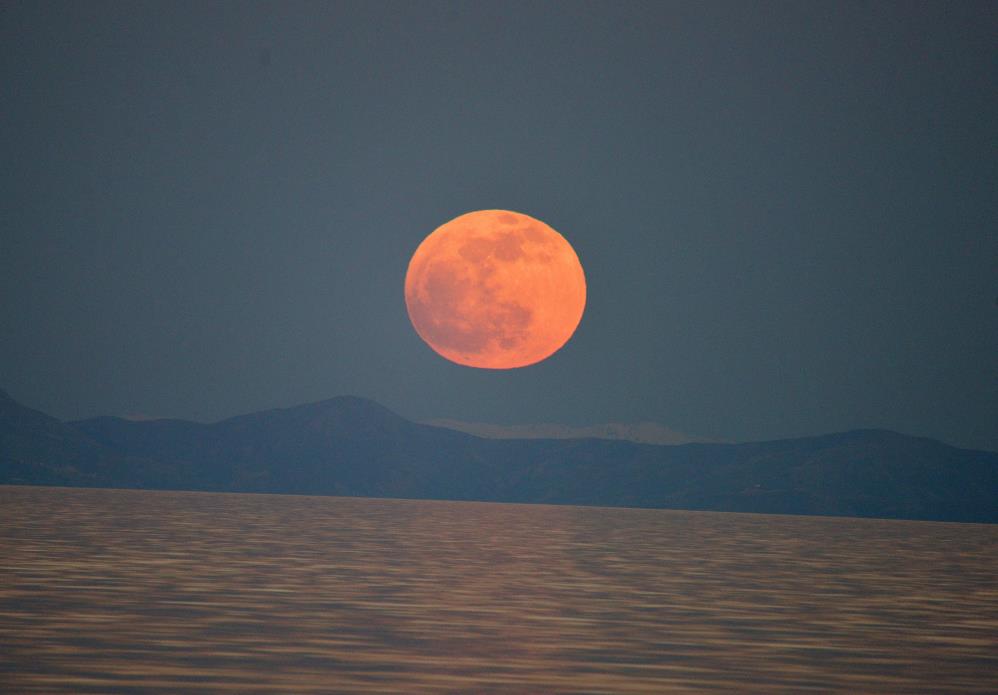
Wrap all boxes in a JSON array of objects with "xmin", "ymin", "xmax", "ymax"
[{"xmin": 2, "ymin": 486, "xmax": 997, "ymax": 693}]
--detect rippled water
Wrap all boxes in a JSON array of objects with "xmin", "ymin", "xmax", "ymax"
[{"xmin": 1, "ymin": 485, "xmax": 996, "ymax": 693}]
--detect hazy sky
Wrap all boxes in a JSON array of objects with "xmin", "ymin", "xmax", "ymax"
[{"xmin": 2, "ymin": 1, "xmax": 995, "ymax": 451}]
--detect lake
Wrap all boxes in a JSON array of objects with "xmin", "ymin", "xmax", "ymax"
[{"xmin": 1, "ymin": 485, "xmax": 996, "ymax": 693}]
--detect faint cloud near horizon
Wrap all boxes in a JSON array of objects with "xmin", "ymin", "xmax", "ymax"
[
  {"xmin": 122, "ymin": 413, "xmax": 161, "ymax": 422},
  {"xmin": 423, "ymin": 419, "xmax": 724, "ymax": 446}
]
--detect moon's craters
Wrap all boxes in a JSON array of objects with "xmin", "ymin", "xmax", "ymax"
[
  {"xmin": 405, "ymin": 210, "xmax": 586, "ymax": 369},
  {"xmin": 413, "ymin": 261, "xmax": 534, "ymax": 355}
]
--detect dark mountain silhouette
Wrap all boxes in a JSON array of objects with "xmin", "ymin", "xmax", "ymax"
[
  {"xmin": 2, "ymin": 389, "xmax": 996, "ymax": 522},
  {"xmin": 0, "ymin": 388, "xmax": 174, "ymax": 488}
]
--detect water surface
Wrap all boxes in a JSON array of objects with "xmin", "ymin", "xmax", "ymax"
[{"xmin": 2, "ymin": 486, "xmax": 996, "ymax": 692}]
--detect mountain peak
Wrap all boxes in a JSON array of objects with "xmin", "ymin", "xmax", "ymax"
[
  {"xmin": 291, "ymin": 394, "xmax": 396, "ymax": 414},
  {"xmin": 256, "ymin": 394, "xmax": 403, "ymax": 422},
  {"xmin": 216, "ymin": 394, "xmax": 410, "ymax": 437}
]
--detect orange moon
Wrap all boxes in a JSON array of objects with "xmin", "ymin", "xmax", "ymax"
[{"xmin": 405, "ymin": 210, "xmax": 586, "ymax": 369}]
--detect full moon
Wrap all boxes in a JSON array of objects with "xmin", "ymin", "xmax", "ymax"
[{"xmin": 405, "ymin": 210, "xmax": 586, "ymax": 369}]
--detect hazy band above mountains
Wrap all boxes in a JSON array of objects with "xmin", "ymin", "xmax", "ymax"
[{"xmin": 421, "ymin": 419, "xmax": 720, "ymax": 446}]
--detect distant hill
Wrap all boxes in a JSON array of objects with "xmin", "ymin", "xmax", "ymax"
[
  {"xmin": 2, "ymin": 389, "xmax": 996, "ymax": 523},
  {"xmin": 0, "ymin": 388, "xmax": 176, "ymax": 489}
]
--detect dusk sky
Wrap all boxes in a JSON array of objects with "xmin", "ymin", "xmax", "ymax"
[{"xmin": 2, "ymin": 1, "xmax": 995, "ymax": 451}]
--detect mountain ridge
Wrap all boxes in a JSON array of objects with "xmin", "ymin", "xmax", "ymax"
[{"xmin": 2, "ymin": 390, "xmax": 996, "ymax": 523}]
